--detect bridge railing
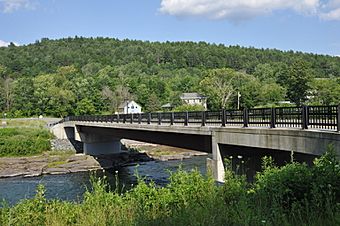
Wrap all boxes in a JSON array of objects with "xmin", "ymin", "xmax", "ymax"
[{"xmin": 63, "ymin": 105, "xmax": 340, "ymax": 132}]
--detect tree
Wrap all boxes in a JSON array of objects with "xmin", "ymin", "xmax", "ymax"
[
  {"xmin": 258, "ymin": 83, "xmax": 286, "ymax": 106},
  {"xmin": 12, "ymin": 77, "xmax": 35, "ymax": 116},
  {"xmin": 310, "ymin": 78, "xmax": 340, "ymax": 105},
  {"xmin": 33, "ymin": 74, "xmax": 75, "ymax": 116},
  {"xmin": 2, "ymin": 77, "xmax": 14, "ymax": 112},
  {"xmin": 102, "ymin": 85, "xmax": 133, "ymax": 113},
  {"xmin": 75, "ymin": 98, "xmax": 96, "ymax": 115},
  {"xmin": 200, "ymin": 68, "xmax": 237, "ymax": 110},
  {"xmin": 101, "ymin": 86, "xmax": 115, "ymax": 113},
  {"xmin": 280, "ymin": 60, "xmax": 312, "ymax": 106},
  {"xmin": 173, "ymin": 104, "xmax": 205, "ymax": 112},
  {"xmin": 253, "ymin": 63, "xmax": 276, "ymax": 82},
  {"xmin": 145, "ymin": 92, "xmax": 161, "ymax": 112}
]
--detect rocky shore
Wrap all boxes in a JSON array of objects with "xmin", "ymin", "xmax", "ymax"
[
  {"xmin": 0, "ymin": 151, "xmax": 151, "ymax": 178},
  {"xmin": 0, "ymin": 139, "xmax": 207, "ymax": 179},
  {"xmin": 121, "ymin": 139, "xmax": 208, "ymax": 161}
]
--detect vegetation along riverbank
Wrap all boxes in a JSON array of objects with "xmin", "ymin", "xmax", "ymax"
[
  {"xmin": 0, "ymin": 120, "xmax": 205, "ymax": 178},
  {"xmin": 0, "ymin": 147, "xmax": 339, "ymax": 226}
]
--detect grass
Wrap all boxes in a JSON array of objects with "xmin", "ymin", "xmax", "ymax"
[
  {"xmin": 1, "ymin": 119, "xmax": 47, "ymax": 128},
  {"xmin": 45, "ymin": 150, "xmax": 75, "ymax": 157},
  {"xmin": 47, "ymin": 160, "xmax": 68, "ymax": 168},
  {"xmin": 0, "ymin": 147, "xmax": 338, "ymax": 226},
  {"xmin": 45, "ymin": 150, "xmax": 75, "ymax": 168},
  {"xmin": 0, "ymin": 128, "xmax": 53, "ymax": 157}
]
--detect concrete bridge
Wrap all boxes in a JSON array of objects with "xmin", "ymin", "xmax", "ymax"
[{"xmin": 52, "ymin": 105, "xmax": 340, "ymax": 182}]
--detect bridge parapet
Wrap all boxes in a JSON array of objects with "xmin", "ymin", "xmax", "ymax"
[
  {"xmin": 53, "ymin": 105, "xmax": 340, "ymax": 182},
  {"xmin": 62, "ymin": 105, "xmax": 340, "ymax": 132}
]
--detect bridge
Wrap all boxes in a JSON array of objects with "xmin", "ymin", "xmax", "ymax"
[{"xmin": 52, "ymin": 105, "xmax": 340, "ymax": 182}]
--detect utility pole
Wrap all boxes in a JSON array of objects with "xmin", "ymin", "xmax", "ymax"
[{"xmin": 237, "ymin": 91, "xmax": 241, "ymax": 110}]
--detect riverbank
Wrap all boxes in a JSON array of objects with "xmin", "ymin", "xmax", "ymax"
[
  {"xmin": 121, "ymin": 139, "xmax": 208, "ymax": 161},
  {"xmin": 0, "ymin": 150, "xmax": 152, "ymax": 178},
  {"xmin": 0, "ymin": 120, "xmax": 208, "ymax": 178},
  {"xmin": 0, "ymin": 148, "xmax": 338, "ymax": 226},
  {"xmin": 0, "ymin": 136, "xmax": 207, "ymax": 178},
  {"xmin": 0, "ymin": 152, "xmax": 98, "ymax": 178}
]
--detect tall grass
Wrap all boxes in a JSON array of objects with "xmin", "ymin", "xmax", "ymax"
[
  {"xmin": 0, "ymin": 128, "xmax": 52, "ymax": 157},
  {"xmin": 0, "ymin": 147, "xmax": 339, "ymax": 226}
]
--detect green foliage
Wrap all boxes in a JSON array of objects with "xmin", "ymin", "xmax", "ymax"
[
  {"xmin": 309, "ymin": 78, "xmax": 340, "ymax": 105},
  {"xmin": 251, "ymin": 146, "xmax": 340, "ymax": 224},
  {"xmin": 75, "ymin": 98, "xmax": 96, "ymax": 115},
  {"xmin": 278, "ymin": 60, "xmax": 313, "ymax": 106},
  {"xmin": 0, "ymin": 128, "xmax": 52, "ymax": 157},
  {"xmin": 173, "ymin": 104, "xmax": 205, "ymax": 112},
  {"xmin": 0, "ymin": 149, "xmax": 339, "ymax": 226},
  {"xmin": 0, "ymin": 38, "xmax": 339, "ymax": 116},
  {"xmin": 200, "ymin": 68, "xmax": 238, "ymax": 109}
]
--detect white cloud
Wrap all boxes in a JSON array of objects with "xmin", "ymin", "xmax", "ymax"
[
  {"xmin": 320, "ymin": 7, "xmax": 340, "ymax": 20},
  {"xmin": 159, "ymin": 0, "xmax": 319, "ymax": 21},
  {"xmin": 319, "ymin": 0, "xmax": 340, "ymax": 20},
  {"xmin": 159, "ymin": 0, "xmax": 340, "ymax": 21},
  {"xmin": 0, "ymin": 40, "xmax": 10, "ymax": 47},
  {"xmin": 0, "ymin": 40, "xmax": 19, "ymax": 47},
  {"xmin": 0, "ymin": 0, "xmax": 36, "ymax": 13}
]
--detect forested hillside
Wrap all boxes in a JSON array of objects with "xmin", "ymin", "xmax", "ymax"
[{"xmin": 0, "ymin": 37, "xmax": 339, "ymax": 117}]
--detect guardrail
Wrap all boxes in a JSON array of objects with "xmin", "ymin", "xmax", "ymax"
[{"xmin": 60, "ymin": 105, "xmax": 340, "ymax": 132}]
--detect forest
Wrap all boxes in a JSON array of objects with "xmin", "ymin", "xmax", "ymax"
[{"xmin": 0, "ymin": 37, "xmax": 339, "ymax": 117}]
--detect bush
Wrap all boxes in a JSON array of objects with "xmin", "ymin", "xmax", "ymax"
[
  {"xmin": 0, "ymin": 128, "xmax": 52, "ymax": 157},
  {"xmin": 0, "ymin": 148, "xmax": 339, "ymax": 225}
]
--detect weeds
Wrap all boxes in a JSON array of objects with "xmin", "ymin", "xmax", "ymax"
[
  {"xmin": 0, "ymin": 147, "xmax": 339, "ymax": 225},
  {"xmin": 0, "ymin": 128, "xmax": 52, "ymax": 157}
]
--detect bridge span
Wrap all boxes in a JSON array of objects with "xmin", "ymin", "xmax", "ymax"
[{"xmin": 52, "ymin": 105, "xmax": 340, "ymax": 182}]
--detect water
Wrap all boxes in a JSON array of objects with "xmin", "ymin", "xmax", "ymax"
[{"xmin": 0, "ymin": 155, "xmax": 209, "ymax": 206}]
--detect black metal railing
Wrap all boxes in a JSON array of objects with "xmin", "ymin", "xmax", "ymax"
[{"xmin": 62, "ymin": 105, "xmax": 340, "ymax": 132}]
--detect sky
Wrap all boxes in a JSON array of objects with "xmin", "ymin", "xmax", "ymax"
[{"xmin": 0, "ymin": 0, "xmax": 340, "ymax": 56}]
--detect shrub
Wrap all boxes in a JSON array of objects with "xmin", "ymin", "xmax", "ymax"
[{"xmin": 0, "ymin": 128, "xmax": 52, "ymax": 157}]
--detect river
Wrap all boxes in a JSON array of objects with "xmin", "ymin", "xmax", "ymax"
[{"xmin": 0, "ymin": 155, "xmax": 209, "ymax": 206}]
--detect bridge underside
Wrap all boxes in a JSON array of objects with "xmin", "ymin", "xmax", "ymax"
[
  {"xmin": 53, "ymin": 122, "xmax": 339, "ymax": 182},
  {"xmin": 77, "ymin": 125, "xmax": 212, "ymax": 153}
]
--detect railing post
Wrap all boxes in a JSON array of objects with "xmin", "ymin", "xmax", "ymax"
[
  {"xmin": 302, "ymin": 106, "xmax": 308, "ymax": 129},
  {"xmin": 138, "ymin": 113, "xmax": 142, "ymax": 124},
  {"xmin": 147, "ymin": 113, "xmax": 151, "ymax": 124},
  {"xmin": 270, "ymin": 108, "xmax": 276, "ymax": 128},
  {"xmin": 201, "ymin": 111, "xmax": 206, "ymax": 126},
  {"xmin": 130, "ymin": 114, "xmax": 133, "ymax": 124},
  {"xmin": 123, "ymin": 114, "xmax": 126, "ymax": 124},
  {"xmin": 170, "ymin": 112, "xmax": 174, "ymax": 125},
  {"xmin": 337, "ymin": 105, "xmax": 340, "ymax": 132},
  {"xmin": 221, "ymin": 109, "xmax": 226, "ymax": 127},
  {"xmin": 243, "ymin": 108, "xmax": 249, "ymax": 127},
  {"xmin": 158, "ymin": 113, "xmax": 161, "ymax": 125},
  {"xmin": 116, "ymin": 114, "xmax": 120, "ymax": 123},
  {"xmin": 184, "ymin": 111, "xmax": 189, "ymax": 126}
]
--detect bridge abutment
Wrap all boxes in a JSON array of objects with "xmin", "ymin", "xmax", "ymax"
[
  {"xmin": 211, "ymin": 133, "xmax": 225, "ymax": 182},
  {"xmin": 75, "ymin": 126, "xmax": 122, "ymax": 155},
  {"xmin": 84, "ymin": 139, "xmax": 121, "ymax": 155}
]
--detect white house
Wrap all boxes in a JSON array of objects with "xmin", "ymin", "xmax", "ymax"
[
  {"xmin": 180, "ymin": 93, "xmax": 207, "ymax": 110},
  {"xmin": 118, "ymin": 100, "xmax": 142, "ymax": 114}
]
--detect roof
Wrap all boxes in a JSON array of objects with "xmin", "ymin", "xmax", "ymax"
[
  {"xmin": 180, "ymin": 93, "xmax": 207, "ymax": 100},
  {"xmin": 118, "ymin": 100, "xmax": 140, "ymax": 109},
  {"xmin": 161, "ymin": 103, "xmax": 172, "ymax": 108}
]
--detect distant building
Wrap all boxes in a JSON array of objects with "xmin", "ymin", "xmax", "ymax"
[
  {"xmin": 180, "ymin": 93, "xmax": 207, "ymax": 110},
  {"xmin": 161, "ymin": 103, "xmax": 172, "ymax": 111},
  {"xmin": 118, "ymin": 100, "xmax": 142, "ymax": 114}
]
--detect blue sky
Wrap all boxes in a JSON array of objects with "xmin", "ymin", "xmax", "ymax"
[{"xmin": 0, "ymin": 0, "xmax": 340, "ymax": 56}]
